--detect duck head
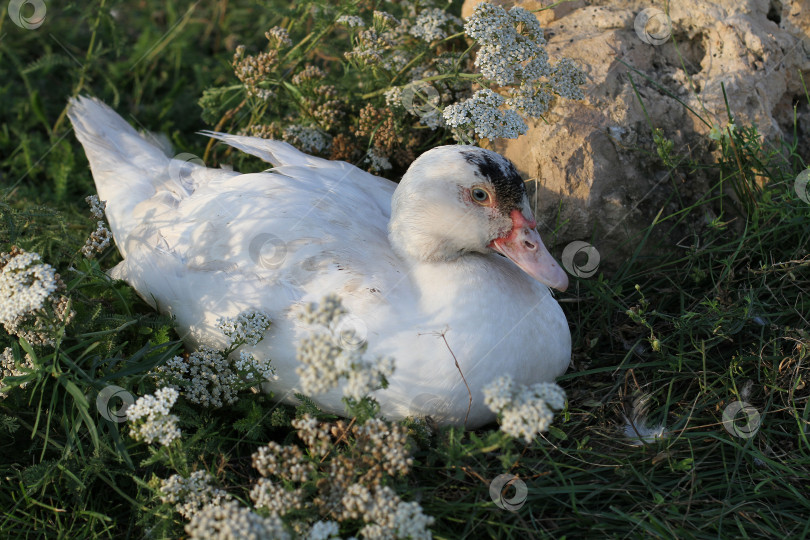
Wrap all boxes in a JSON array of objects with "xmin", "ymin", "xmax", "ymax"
[{"xmin": 389, "ymin": 145, "xmax": 569, "ymax": 292}]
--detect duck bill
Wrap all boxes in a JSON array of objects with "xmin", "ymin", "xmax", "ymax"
[{"xmin": 490, "ymin": 211, "xmax": 569, "ymax": 292}]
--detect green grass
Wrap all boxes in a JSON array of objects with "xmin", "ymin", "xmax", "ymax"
[{"xmin": 1, "ymin": 1, "xmax": 809, "ymax": 538}]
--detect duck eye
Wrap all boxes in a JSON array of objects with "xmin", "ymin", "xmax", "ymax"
[{"xmin": 471, "ymin": 188, "xmax": 489, "ymax": 202}]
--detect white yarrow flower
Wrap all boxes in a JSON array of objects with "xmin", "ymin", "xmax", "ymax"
[
  {"xmin": 308, "ymin": 520, "xmax": 340, "ymax": 540},
  {"xmin": 85, "ymin": 195, "xmax": 106, "ymax": 218},
  {"xmin": 160, "ymin": 471, "xmax": 232, "ymax": 519},
  {"xmin": 0, "ymin": 251, "xmax": 59, "ymax": 325},
  {"xmin": 218, "ymin": 310, "xmax": 272, "ymax": 347},
  {"xmin": 296, "ymin": 294, "xmax": 394, "ymax": 402},
  {"xmin": 506, "ymin": 82, "xmax": 554, "ymax": 118},
  {"xmin": 549, "ymin": 57, "xmax": 586, "ymax": 99},
  {"xmin": 1, "ymin": 348, "xmax": 34, "ymax": 398},
  {"xmin": 443, "ymin": 89, "xmax": 527, "ymax": 140},
  {"xmin": 265, "ymin": 26, "xmax": 292, "ymax": 48},
  {"xmin": 283, "ymin": 125, "xmax": 332, "ymax": 154},
  {"xmin": 336, "ymin": 15, "xmax": 365, "ymax": 28},
  {"xmin": 126, "ymin": 387, "xmax": 181, "ymax": 446},
  {"xmin": 409, "ymin": 8, "xmax": 461, "ymax": 42},
  {"xmin": 365, "ymin": 148, "xmax": 393, "ymax": 172},
  {"xmin": 483, "ymin": 375, "xmax": 566, "ymax": 443},
  {"xmin": 185, "ymin": 500, "xmax": 290, "ymax": 540}
]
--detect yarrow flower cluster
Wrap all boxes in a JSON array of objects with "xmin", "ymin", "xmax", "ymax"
[
  {"xmin": 442, "ymin": 3, "xmax": 585, "ymax": 141},
  {"xmin": 155, "ymin": 347, "xmax": 240, "ymax": 408},
  {"xmin": 185, "ymin": 500, "xmax": 290, "ymax": 540},
  {"xmin": 372, "ymin": 10, "xmax": 399, "ymax": 30},
  {"xmin": 1, "ymin": 348, "xmax": 34, "ymax": 399},
  {"xmin": 153, "ymin": 310, "xmax": 276, "ymax": 408},
  {"xmin": 296, "ymin": 295, "xmax": 394, "ymax": 402},
  {"xmin": 232, "ymin": 45, "xmax": 279, "ymax": 100},
  {"xmin": 465, "ymin": 3, "xmax": 549, "ymax": 85},
  {"xmin": 409, "ymin": 8, "xmax": 461, "ymax": 42},
  {"xmin": 0, "ymin": 250, "xmax": 58, "ymax": 325},
  {"xmin": 217, "ymin": 310, "xmax": 272, "ymax": 347},
  {"xmin": 0, "ymin": 248, "xmax": 73, "ymax": 346},
  {"xmin": 365, "ymin": 147, "xmax": 393, "ymax": 172},
  {"xmin": 81, "ymin": 221, "xmax": 112, "ymax": 259},
  {"xmin": 282, "ymin": 125, "xmax": 332, "ymax": 154},
  {"xmin": 85, "ymin": 194, "xmax": 106, "ymax": 219},
  {"xmin": 159, "ymin": 471, "xmax": 232, "ymax": 519},
  {"xmin": 338, "ymin": 484, "xmax": 434, "ymax": 539},
  {"xmin": 344, "ymin": 29, "xmax": 389, "ymax": 66},
  {"xmin": 506, "ymin": 81, "xmax": 554, "ymax": 118},
  {"xmin": 549, "ymin": 57, "xmax": 587, "ymax": 100},
  {"xmin": 265, "ymin": 26, "xmax": 292, "ymax": 48},
  {"xmin": 247, "ymin": 413, "xmax": 426, "ymax": 537},
  {"xmin": 483, "ymin": 375, "xmax": 566, "ymax": 443},
  {"xmin": 443, "ymin": 89, "xmax": 527, "ymax": 140},
  {"xmin": 158, "ymin": 409, "xmax": 430, "ymax": 538},
  {"xmin": 126, "ymin": 387, "xmax": 181, "ymax": 446},
  {"xmin": 250, "ymin": 477, "xmax": 305, "ymax": 516},
  {"xmin": 211, "ymin": 1, "xmax": 586, "ymax": 179},
  {"xmin": 308, "ymin": 520, "xmax": 340, "ymax": 540},
  {"xmin": 336, "ymin": 15, "xmax": 365, "ymax": 28}
]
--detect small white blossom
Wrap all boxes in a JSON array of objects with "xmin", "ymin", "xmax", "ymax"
[
  {"xmin": 252, "ymin": 440, "xmax": 314, "ymax": 482},
  {"xmin": 341, "ymin": 484, "xmax": 434, "ymax": 539},
  {"xmin": 236, "ymin": 349, "xmax": 278, "ymax": 382},
  {"xmin": 291, "ymin": 413, "xmax": 332, "ymax": 457},
  {"xmin": 483, "ymin": 375, "xmax": 566, "ymax": 443},
  {"xmin": 381, "ymin": 50, "xmax": 410, "ymax": 72},
  {"xmin": 1, "ymin": 348, "xmax": 34, "ymax": 398},
  {"xmin": 82, "ymin": 196, "xmax": 112, "ymax": 259},
  {"xmin": 549, "ymin": 57, "xmax": 586, "ymax": 100},
  {"xmin": 155, "ymin": 347, "xmax": 237, "ymax": 408},
  {"xmin": 443, "ymin": 89, "xmax": 527, "ymax": 140},
  {"xmin": 185, "ymin": 500, "xmax": 290, "ymax": 540},
  {"xmin": 218, "ymin": 310, "xmax": 272, "ymax": 347},
  {"xmin": 506, "ymin": 82, "xmax": 553, "ymax": 118},
  {"xmin": 409, "ymin": 8, "xmax": 461, "ymax": 42},
  {"xmin": 365, "ymin": 148, "xmax": 393, "ymax": 172},
  {"xmin": 85, "ymin": 195, "xmax": 106, "ymax": 219},
  {"xmin": 283, "ymin": 125, "xmax": 332, "ymax": 154},
  {"xmin": 81, "ymin": 221, "xmax": 112, "ymax": 258},
  {"xmin": 155, "ymin": 311, "xmax": 276, "ymax": 407},
  {"xmin": 265, "ymin": 26, "xmax": 292, "ymax": 48},
  {"xmin": 308, "ymin": 520, "xmax": 340, "ymax": 540},
  {"xmin": 160, "ymin": 471, "xmax": 232, "ymax": 519},
  {"xmin": 126, "ymin": 387, "xmax": 181, "ymax": 446},
  {"xmin": 251, "ymin": 88, "xmax": 275, "ymax": 101},
  {"xmin": 0, "ymin": 249, "xmax": 73, "ymax": 346},
  {"xmin": 249, "ymin": 478, "xmax": 303, "ymax": 516},
  {"xmin": 0, "ymin": 250, "xmax": 59, "ymax": 325},
  {"xmin": 344, "ymin": 356, "xmax": 395, "ymax": 401},
  {"xmin": 464, "ymin": 3, "xmax": 511, "ymax": 43},
  {"xmin": 384, "ymin": 87, "xmax": 404, "ymax": 109},
  {"xmin": 373, "ymin": 11, "xmax": 399, "ymax": 30},
  {"xmin": 466, "ymin": 5, "xmax": 550, "ymax": 85},
  {"xmin": 336, "ymin": 15, "xmax": 365, "ymax": 28},
  {"xmin": 296, "ymin": 295, "xmax": 394, "ymax": 402},
  {"xmin": 344, "ymin": 29, "xmax": 388, "ymax": 66},
  {"xmin": 355, "ymin": 418, "xmax": 413, "ymax": 475}
]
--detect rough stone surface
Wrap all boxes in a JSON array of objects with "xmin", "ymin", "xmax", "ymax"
[{"xmin": 462, "ymin": 0, "xmax": 810, "ymax": 270}]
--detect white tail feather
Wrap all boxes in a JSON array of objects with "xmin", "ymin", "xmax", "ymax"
[{"xmin": 68, "ymin": 96, "xmax": 171, "ymax": 254}]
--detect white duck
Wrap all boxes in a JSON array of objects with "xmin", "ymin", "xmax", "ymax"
[{"xmin": 68, "ymin": 96, "xmax": 570, "ymax": 428}]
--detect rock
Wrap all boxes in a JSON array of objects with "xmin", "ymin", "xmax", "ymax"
[{"xmin": 462, "ymin": 0, "xmax": 810, "ymax": 271}]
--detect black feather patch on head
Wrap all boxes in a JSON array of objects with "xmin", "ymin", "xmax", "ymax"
[{"xmin": 460, "ymin": 149, "xmax": 526, "ymax": 213}]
